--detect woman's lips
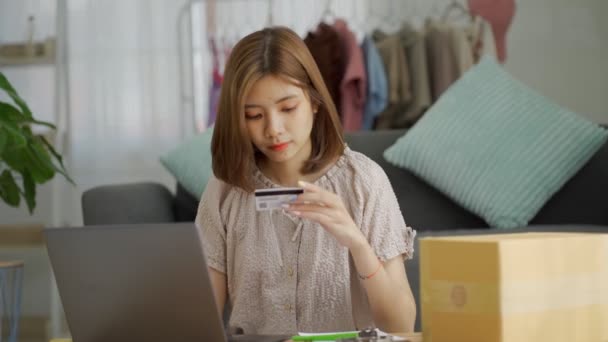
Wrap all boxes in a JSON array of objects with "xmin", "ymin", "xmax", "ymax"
[{"xmin": 269, "ymin": 142, "xmax": 290, "ymax": 152}]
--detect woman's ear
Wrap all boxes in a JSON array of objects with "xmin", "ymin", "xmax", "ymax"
[{"xmin": 313, "ymin": 104, "xmax": 319, "ymax": 114}]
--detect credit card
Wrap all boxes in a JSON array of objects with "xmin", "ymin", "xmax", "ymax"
[{"xmin": 254, "ymin": 187, "xmax": 304, "ymax": 211}]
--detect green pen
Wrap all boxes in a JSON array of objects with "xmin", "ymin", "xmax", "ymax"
[{"xmin": 290, "ymin": 331, "xmax": 359, "ymax": 341}]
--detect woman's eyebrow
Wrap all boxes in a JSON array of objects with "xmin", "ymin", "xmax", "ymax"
[{"xmin": 244, "ymin": 94, "xmax": 299, "ymax": 109}]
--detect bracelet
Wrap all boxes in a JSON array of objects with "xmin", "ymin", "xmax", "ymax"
[{"xmin": 358, "ymin": 258, "xmax": 383, "ymax": 280}]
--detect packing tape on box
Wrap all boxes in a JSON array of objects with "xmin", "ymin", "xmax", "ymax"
[{"xmin": 424, "ymin": 273, "xmax": 608, "ymax": 314}]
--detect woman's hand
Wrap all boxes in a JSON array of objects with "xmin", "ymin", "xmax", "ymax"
[{"xmin": 283, "ymin": 180, "xmax": 366, "ymax": 249}]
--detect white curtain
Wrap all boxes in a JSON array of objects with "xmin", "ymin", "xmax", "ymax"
[{"xmin": 62, "ymin": 0, "xmax": 193, "ymax": 224}]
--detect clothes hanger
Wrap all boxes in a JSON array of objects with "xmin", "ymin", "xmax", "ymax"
[
  {"xmin": 408, "ymin": 2, "xmax": 423, "ymax": 30},
  {"xmin": 429, "ymin": 2, "xmax": 441, "ymax": 18},
  {"xmin": 352, "ymin": 0, "xmax": 366, "ymax": 43},
  {"xmin": 377, "ymin": 0, "xmax": 396, "ymax": 33},
  {"xmin": 320, "ymin": 0, "xmax": 336, "ymax": 25},
  {"xmin": 441, "ymin": 0, "xmax": 473, "ymax": 23},
  {"xmin": 266, "ymin": 0, "xmax": 273, "ymax": 27},
  {"xmin": 386, "ymin": 0, "xmax": 403, "ymax": 33},
  {"xmin": 366, "ymin": 3, "xmax": 382, "ymax": 35}
]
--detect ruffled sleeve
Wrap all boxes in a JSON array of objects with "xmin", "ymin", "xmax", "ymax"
[
  {"xmin": 195, "ymin": 175, "xmax": 227, "ymax": 273},
  {"xmin": 359, "ymin": 162, "xmax": 416, "ymax": 261}
]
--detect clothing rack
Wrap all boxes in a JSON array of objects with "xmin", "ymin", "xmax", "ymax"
[
  {"xmin": 176, "ymin": 0, "xmax": 471, "ymax": 136},
  {"xmin": 177, "ymin": 0, "xmax": 272, "ymax": 136}
]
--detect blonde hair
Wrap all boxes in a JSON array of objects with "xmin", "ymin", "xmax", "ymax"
[{"xmin": 211, "ymin": 26, "xmax": 344, "ymax": 192}]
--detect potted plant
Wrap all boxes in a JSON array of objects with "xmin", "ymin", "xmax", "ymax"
[{"xmin": 0, "ymin": 71, "xmax": 72, "ymax": 213}]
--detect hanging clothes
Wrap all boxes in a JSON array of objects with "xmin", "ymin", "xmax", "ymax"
[
  {"xmin": 208, "ymin": 68, "xmax": 223, "ymax": 127},
  {"xmin": 467, "ymin": 0, "xmax": 516, "ymax": 63},
  {"xmin": 372, "ymin": 30, "xmax": 412, "ymax": 130},
  {"xmin": 361, "ymin": 36, "xmax": 388, "ymax": 130},
  {"xmin": 469, "ymin": 16, "xmax": 497, "ymax": 64},
  {"xmin": 467, "ymin": 16, "xmax": 484, "ymax": 63},
  {"xmin": 449, "ymin": 25, "xmax": 475, "ymax": 76},
  {"xmin": 425, "ymin": 19, "xmax": 459, "ymax": 101},
  {"xmin": 333, "ymin": 19, "xmax": 367, "ymax": 132},
  {"xmin": 207, "ymin": 37, "xmax": 223, "ymax": 127},
  {"xmin": 304, "ymin": 23, "xmax": 346, "ymax": 115},
  {"xmin": 392, "ymin": 23, "xmax": 432, "ymax": 128}
]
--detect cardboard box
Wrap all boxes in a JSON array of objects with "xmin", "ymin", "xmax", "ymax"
[{"xmin": 420, "ymin": 233, "xmax": 608, "ymax": 342}]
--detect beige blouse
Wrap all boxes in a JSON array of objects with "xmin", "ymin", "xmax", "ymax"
[{"xmin": 195, "ymin": 147, "xmax": 416, "ymax": 335}]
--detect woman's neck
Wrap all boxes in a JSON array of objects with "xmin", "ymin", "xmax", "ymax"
[
  {"xmin": 260, "ymin": 161, "xmax": 304, "ymax": 187},
  {"xmin": 259, "ymin": 154, "xmax": 340, "ymax": 188}
]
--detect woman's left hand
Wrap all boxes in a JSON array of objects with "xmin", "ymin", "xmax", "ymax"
[{"xmin": 284, "ymin": 180, "xmax": 366, "ymax": 250}]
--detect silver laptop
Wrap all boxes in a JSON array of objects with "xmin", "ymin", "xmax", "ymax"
[{"xmin": 45, "ymin": 223, "xmax": 289, "ymax": 342}]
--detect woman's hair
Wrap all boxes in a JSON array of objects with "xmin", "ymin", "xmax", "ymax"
[{"xmin": 211, "ymin": 26, "xmax": 345, "ymax": 192}]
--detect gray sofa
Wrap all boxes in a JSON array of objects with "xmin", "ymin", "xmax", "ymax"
[{"xmin": 82, "ymin": 129, "xmax": 608, "ymax": 330}]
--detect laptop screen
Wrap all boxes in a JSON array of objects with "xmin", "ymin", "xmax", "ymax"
[{"xmin": 45, "ymin": 223, "xmax": 227, "ymax": 341}]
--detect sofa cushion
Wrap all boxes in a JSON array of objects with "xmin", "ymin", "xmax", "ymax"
[
  {"xmin": 160, "ymin": 127, "xmax": 214, "ymax": 199},
  {"xmin": 174, "ymin": 182, "xmax": 200, "ymax": 221},
  {"xmin": 82, "ymin": 182, "xmax": 175, "ymax": 224},
  {"xmin": 346, "ymin": 130, "xmax": 487, "ymax": 231},
  {"xmin": 384, "ymin": 56, "xmax": 608, "ymax": 229},
  {"xmin": 531, "ymin": 139, "xmax": 608, "ymax": 225},
  {"xmin": 171, "ymin": 129, "xmax": 608, "ymax": 230}
]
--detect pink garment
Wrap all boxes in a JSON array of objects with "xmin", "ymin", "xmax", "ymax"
[
  {"xmin": 467, "ymin": 0, "xmax": 515, "ymax": 63},
  {"xmin": 333, "ymin": 19, "xmax": 367, "ymax": 132},
  {"xmin": 208, "ymin": 66, "xmax": 223, "ymax": 127},
  {"xmin": 207, "ymin": 37, "xmax": 223, "ymax": 128}
]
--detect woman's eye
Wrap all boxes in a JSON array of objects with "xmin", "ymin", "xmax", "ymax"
[
  {"xmin": 282, "ymin": 106, "xmax": 297, "ymax": 113},
  {"xmin": 245, "ymin": 113, "xmax": 262, "ymax": 120}
]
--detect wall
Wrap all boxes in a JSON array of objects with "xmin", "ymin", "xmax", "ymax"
[{"xmin": 505, "ymin": 0, "xmax": 608, "ymax": 124}]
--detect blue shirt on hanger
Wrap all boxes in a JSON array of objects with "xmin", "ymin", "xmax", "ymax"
[{"xmin": 361, "ymin": 35, "xmax": 388, "ymax": 130}]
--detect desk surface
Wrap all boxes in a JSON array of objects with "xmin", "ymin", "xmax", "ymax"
[
  {"xmin": 396, "ymin": 333, "xmax": 422, "ymax": 342},
  {"xmin": 51, "ymin": 333, "xmax": 422, "ymax": 342}
]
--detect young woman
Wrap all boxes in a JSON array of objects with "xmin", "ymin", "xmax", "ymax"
[{"xmin": 195, "ymin": 26, "xmax": 416, "ymax": 335}]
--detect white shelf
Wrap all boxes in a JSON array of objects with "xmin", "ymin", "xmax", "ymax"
[{"xmin": 0, "ymin": 38, "xmax": 56, "ymax": 67}]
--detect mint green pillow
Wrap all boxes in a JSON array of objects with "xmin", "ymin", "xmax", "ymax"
[
  {"xmin": 384, "ymin": 56, "xmax": 608, "ymax": 229},
  {"xmin": 160, "ymin": 127, "xmax": 214, "ymax": 199}
]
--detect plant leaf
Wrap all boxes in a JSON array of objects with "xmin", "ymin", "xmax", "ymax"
[
  {"xmin": 0, "ymin": 72, "xmax": 33, "ymax": 118},
  {"xmin": 25, "ymin": 144, "xmax": 55, "ymax": 183},
  {"xmin": 0, "ymin": 72, "xmax": 72, "ymax": 214},
  {"xmin": 0, "ymin": 116, "xmax": 27, "ymax": 147},
  {"xmin": 0, "ymin": 170, "xmax": 21, "ymax": 206},
  {"xmin": 0, "ymin": 130, "xmax": 7, "ymax": 156},
  {"xmin": 4, "ymin": 140, "xmax": 54, "ymax": 183},
  {"xmin": 0, "ymin": 102, "xmax": 56, "ymax": 129},
  {"xmin": 2, "ymin": 144, "xmax": 27, "ymax": 172},
  {"xmin": 23, "ymin": 170, "xmax": 36, "ymax": 213},
  {"xmin": 0, "ymin": 101, "xmax": 26, "ymax": 121},
  {"xmin": 39, "ymin": 136, "xmax": 74, "ymax": 184}
]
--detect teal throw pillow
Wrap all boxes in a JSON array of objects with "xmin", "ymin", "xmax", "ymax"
[
  {"xmin": 384, "ymin": 56, "xmax": 608, "ymax": 229},
  {"xmin": 160, "ymin": 127, "xmax": 214, "ymax": 199}
]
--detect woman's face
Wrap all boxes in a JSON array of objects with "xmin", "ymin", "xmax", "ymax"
[{"xmin": 244, "ymin": 74, "xmax": 316, "ymax": 167}]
